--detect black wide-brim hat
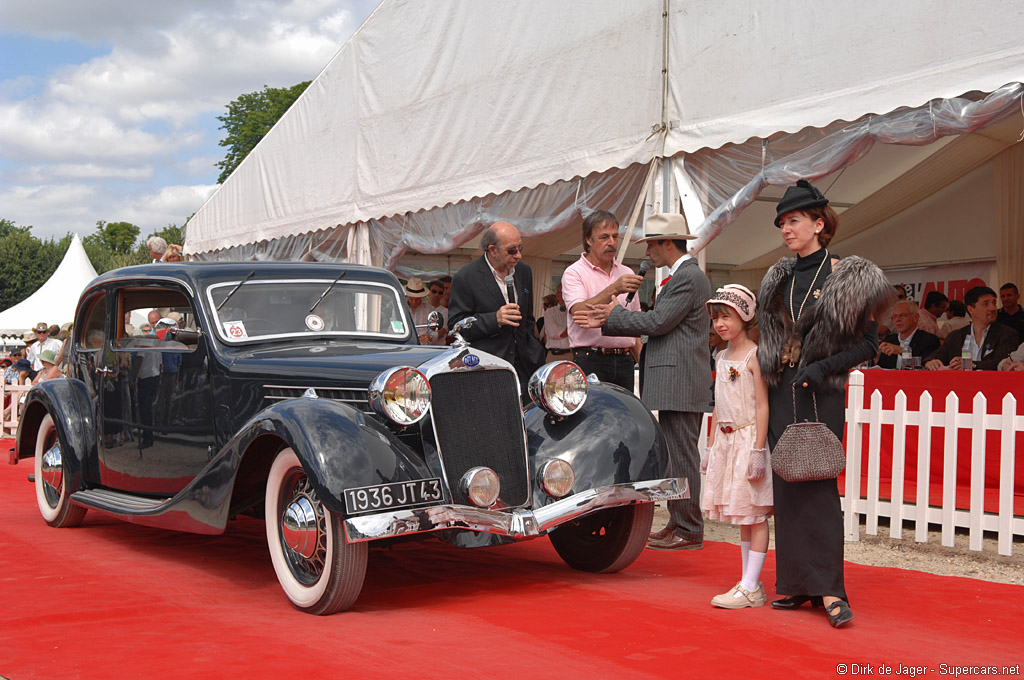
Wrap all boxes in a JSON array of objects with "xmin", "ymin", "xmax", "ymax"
[{"xmin": 774, "ymin": 179, "xmax": 829, "ymax": 227}]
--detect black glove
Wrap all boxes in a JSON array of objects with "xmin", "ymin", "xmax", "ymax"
[
  {"xmin": 794, "ymin": 323, "xmax": 880, "ymax": 390},
  {"xmin": 792, "ymin": 362, "xmax": 826, "ymax": 390}
]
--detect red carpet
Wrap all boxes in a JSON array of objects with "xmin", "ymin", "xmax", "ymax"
[{"xmin": 1, "ymin": 456, "xmax": 1020, "ymax": 679}]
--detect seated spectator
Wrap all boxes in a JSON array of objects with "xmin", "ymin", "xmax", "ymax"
[
  {"xmin": 879, "ymin": 284, "xmax": 909, "ymax": 336},
  {"xmin": 939, "ymin": 299, "xmax": 969, "ymax": 337},
  {"xmin": 35, "ymin": 349, "xmax": 62, "ymax": 382},
  {"xmin": 27, "ymin": 322, "xmax": 62, "ymax": 371},
  {"xmin": 2, "ymin": 358, "xmax": 36, "ymax": 422},
  {"xmin": 924, "ymin": 286, "xmax": 1017, "ymax": 370},
  {"xmin": 876, "ymin": 300, "xmax": 940, "ymax": 368},
  {"xmin": 998, "ymin": 341, "xmax": 1024, "ymax": 371},
  {"xmin": 2, "ymin": 356, "xmax": 14, "ymax": 384},
  {"xmin": 918, "ymin": 291, "xmax": 947, "ymax": 338},
  {"xmin": 996, "ymin": 282, "xmax": 1023, "ymax": 344}
]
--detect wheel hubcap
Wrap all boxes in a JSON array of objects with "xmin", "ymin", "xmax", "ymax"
[
  {"xmin": 282, "ymin": 497, "xmax": 319, "ymax": 559},
  {"xmin": 278, "ymin": 472, "xmax": 327, "ymax": 585},
  {"xmin": 40, "ymin": 443, "xmax": 63, "ymax": 508}
]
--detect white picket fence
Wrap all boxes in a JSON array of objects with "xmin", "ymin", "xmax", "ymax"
[
  {"xmin": 843, "ymin": 370, "xmax": 1023, "ymax": 557},
  {"xmin": 1, "ymin": 383, "xmax": 31, "ymax": 437}
]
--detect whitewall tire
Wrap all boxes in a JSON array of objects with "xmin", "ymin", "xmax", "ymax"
[{"xmin": 265, "ymin": 447, "xmax": 367, "ymax": 615}]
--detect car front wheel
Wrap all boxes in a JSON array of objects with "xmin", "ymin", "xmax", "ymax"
[
  {"xmin": 549, "ymin": 503, "xmax": 654, "ymax": 573},
  {"xmin": 35, "ymin": 414, "xmax": 87, "ymax": 528},
  {"xmin": 265, "ymin": 447, "xmax": 367, "ymax": 615}
]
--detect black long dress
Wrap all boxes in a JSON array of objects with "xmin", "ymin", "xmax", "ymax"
[{"xmin": 767, "ymin": 248, "xmax": 849, "ymax": 601}]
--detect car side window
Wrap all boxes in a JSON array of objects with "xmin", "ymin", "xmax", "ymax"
[
  {"xmin": 76, "ymin": 293, "xmax": 106, "ymax": 351},
  {"xmin": 115, "ymin": 286, "xmax": 200, "ymax": 351}
]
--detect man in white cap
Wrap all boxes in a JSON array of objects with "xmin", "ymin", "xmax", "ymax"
[{"xmin": 574, "ymin": 213, "xmax": 712, "ymax": 550}]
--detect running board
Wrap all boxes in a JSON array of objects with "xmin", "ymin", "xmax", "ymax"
[{"xmin": 72, "ymin": 488, "xmax": 172, "ymax": 514}]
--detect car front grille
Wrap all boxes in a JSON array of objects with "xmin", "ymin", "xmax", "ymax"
[
  {"xmin": 429, "ymin": 369, "xmax": 529, "ymax": 507},
  {"xmin": 263, "ymin": 385, "xmax": 370, "ymax": 413}
]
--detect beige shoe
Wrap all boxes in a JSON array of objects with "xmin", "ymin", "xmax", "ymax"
[{"xmin": 711, "ymin": 582, "xmax": 766, "ymax": 609}]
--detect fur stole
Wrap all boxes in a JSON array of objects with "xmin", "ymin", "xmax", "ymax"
[{"xmin": 757, "ymin": 255, "xmax": 894, "ymax": 390}]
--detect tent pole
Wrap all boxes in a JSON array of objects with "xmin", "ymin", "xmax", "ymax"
[{"xmin": 615, "ymin": 159, "xmax": 659, "ymax": 262}]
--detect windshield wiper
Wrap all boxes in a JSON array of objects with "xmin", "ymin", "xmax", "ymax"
[
  {"xmin": 216, "ymin": 271, "xmax": 256, "ymax": 311},
  {"xmin": 309, "ymin": 271, "xmax": 346, "ymax": 313}
]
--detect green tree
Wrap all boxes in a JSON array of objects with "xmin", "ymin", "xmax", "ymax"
[
  {"xmin": 0, "ymin": 217, "xmax": 31, "ymax": 239},
  {"xmin": 0, "ymin": 229, "xmax": 60, "ymax": 311},
  {"xmin": 85, "ymin": 220, "xmax": 140, "ymax": 255},
  {"xmin": 215, "ymin": 81, "xmax": 311, "ymax": 183}
]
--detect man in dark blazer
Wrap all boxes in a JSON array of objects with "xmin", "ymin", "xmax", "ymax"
[
  {"xmin": 924, "ymin": 285, "xmax": 1017, "ymax": 371},
  {"xmin": 876, "ymin": 300, "xmax": 941, "ymax": 369},
  {"xmin": 448, "ymin": 222, "xmax": 546, "ymax": 395},
  {"xmin": 573, "ymin": 213, "xmax": 712, "ymax": 550}
]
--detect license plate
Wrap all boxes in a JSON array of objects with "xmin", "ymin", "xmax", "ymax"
[{"xmin": 344, "ymin": 478, "xmax": 444, "ymax": 515}]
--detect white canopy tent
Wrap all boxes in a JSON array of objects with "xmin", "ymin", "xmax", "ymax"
[
  {"xmin": 0, "ymin": 234, "xmax": 99, "ymax": 336},
  {"xmin": 184, "ymin": 0, "xmax": 1024, "ymax": 298}
]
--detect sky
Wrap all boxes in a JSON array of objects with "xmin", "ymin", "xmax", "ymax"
[{"xmin": 0, "ymin": 0, "xmax": 381, "ymax": 242}]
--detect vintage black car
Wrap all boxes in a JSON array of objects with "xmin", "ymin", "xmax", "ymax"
[{"xmin": 13, "ymin": 262, "xmax": 685, "ymax": 614}]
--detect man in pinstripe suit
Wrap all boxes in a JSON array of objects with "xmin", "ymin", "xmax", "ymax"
[{"xmin": 573, "ymin": 213, "xmax": 712, "ymax": 550}]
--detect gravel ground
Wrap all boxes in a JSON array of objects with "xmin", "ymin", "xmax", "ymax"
[{"xmin": 653, "ymin": 505, "xmax": 1024, "ymax": 586}]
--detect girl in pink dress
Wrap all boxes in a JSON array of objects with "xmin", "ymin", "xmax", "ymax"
[{"xmin": 701, "ymin": 284, "xmax": 772, "ymax": 609}]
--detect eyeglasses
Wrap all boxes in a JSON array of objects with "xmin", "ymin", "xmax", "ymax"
[{"xmin": 494, "ymin": 244, "xmax": 524, "ymax": 255}]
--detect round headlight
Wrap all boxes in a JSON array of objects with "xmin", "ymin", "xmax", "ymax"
[
  {"xmin": 540, "ymin": 459, "xmax": 575, "ymax": 498},
  {"xmin": 461, "ymin": 467, "xmax": 500, "ymax": 507},
  {"xmin": 369, "ymin": 367, "xmax": 431, "ymax": 425},
  {"xmin": 528, "ymin": 361, "xmax": 587, "ymax": 416}
]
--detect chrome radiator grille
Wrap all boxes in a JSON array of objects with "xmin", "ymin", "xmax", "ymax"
[
  {"xmin": 429, "ymin": 369, "xmax": 529, "ymax": 507},
  {"xmin": 263, "ymin": 385, "xmax": 370, "ymax": 413}
]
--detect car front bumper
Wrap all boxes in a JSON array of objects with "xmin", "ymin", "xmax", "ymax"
[{"xmin": 343, "ymin": 477, "xmax": 688, "ymax": 543}]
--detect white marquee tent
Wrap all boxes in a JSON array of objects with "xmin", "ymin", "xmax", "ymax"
[
  {"xmin": 0, "ymin": 234, "xmax": 98, "ymax": 336},
  {"xmin": 184, "ymin": 0, "xmax": 1024, "ymax": 301}
]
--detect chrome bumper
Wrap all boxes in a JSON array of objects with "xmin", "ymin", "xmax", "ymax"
[{"xmin": 343, "ymin": 477, "xmax": 688, "ymax": 543}]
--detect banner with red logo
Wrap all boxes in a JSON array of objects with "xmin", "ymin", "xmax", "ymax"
[{"xmin": 885, "ymin": 262, "xmax": 993, "ymax": 303}]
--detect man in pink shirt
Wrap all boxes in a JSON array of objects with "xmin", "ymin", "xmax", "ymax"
[{"xmin": 562, "ymin": 210, "xmax": 644, "ymax": 391}]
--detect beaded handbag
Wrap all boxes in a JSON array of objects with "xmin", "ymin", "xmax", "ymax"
[{"xmin": 771, "ymin": 386, "xmax": 846, "ymax": 482}]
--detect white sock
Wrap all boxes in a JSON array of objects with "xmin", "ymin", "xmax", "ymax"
[
  {"xmin": 739, "ymin": 550, "xmax": 766, "ymax": 593},
  {"xmin": 740, "ymin": 540, "xmax": 751, "ymax": 579}
]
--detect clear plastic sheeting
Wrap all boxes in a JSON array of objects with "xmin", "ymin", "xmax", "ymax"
[
  {"xmin": 192, "ymin": 162, "xmax": 651, "ymax": 272},
  {"xmin": 685, "ymin": 83, "xmax": 1024, "ymax": 256}
]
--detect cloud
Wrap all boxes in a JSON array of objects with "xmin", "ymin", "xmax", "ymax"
[
  {"xmin": 0, "ymin": 1, "xmax": 379, "ymax": 242},
  {"xmin": 15, "ymin": 164, "xmax": 154, "ymax": 183}
]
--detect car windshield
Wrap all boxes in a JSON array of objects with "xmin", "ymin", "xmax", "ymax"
[{"xmin": 206, "ymin": 278, "xmax": 410, "ymax": 343}]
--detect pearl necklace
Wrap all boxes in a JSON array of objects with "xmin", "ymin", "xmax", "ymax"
[{"xmin": 789, "ymin": 249, "xmax": 829, "ymax": 322}]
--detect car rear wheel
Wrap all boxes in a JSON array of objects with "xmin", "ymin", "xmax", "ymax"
[
  {"xmin": 265, "ymin": 447, "xmax": 367, "ymax": 615},
  {"xmin": 35, "ymin": 413, "xmax": 87, "ymax": 528},
  {"xmin": 549, "ymin": 503, "xmax": 654, "ymax": 573}
]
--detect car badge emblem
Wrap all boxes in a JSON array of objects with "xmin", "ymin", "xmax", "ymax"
[
  {"xmin": 305, "ymin": 314, "xmax": 325, "ymax": 331},
  {"xmin": 463, "ymin": 353, "xmax": 480, "ymax": 367}
]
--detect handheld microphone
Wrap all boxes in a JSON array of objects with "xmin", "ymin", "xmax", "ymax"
[
  {"xmin": 625, "ymin": 261, "xmax": 651, "ymax": 304},
  {"xmin": 504, "ymin": 275, "xmax": 516, "ymax": 305}
]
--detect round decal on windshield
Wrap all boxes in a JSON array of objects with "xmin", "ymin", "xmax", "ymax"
[{"xmin": 305, "ymin": 314, "xmax": 325, "ymax": 331}]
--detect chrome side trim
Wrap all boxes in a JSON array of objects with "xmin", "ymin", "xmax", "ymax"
[{"xmin": 342, "ymin": 477, "xmax": 688, "ymax": 543}]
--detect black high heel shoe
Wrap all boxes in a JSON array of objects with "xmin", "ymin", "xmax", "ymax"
[
  {"xmin": 826, "ymin": 599, "xmax": 853, "ymax": 628},
  {"xmin": 770, "ymin": 595, "xmax": 823, "ymax": 610}
]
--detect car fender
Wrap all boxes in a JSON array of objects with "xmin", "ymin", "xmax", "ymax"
[
  {"xmin": 225, "ymin": 397, "xmax": 435, "ymax": 517},
  {"xmin": 524, "ymin": 384, "xmax": 669, "ymax": 503},
  {"xmin": 15, "ymin": 379, "xmax": 97, "ymax": 486}
]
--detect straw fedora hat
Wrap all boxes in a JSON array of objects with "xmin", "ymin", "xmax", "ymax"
[
  {"xmin": 636, "ymin": 213, "xmax": 697, "ymax": 241},
  {"xmin": 404, "ymin": 277, "xmax": 428, "ymax": 298}
]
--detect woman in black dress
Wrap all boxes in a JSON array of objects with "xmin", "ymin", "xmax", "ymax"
[{"xmin": 757, "ymin": 180, "xmax": 894, "ymax": 628}]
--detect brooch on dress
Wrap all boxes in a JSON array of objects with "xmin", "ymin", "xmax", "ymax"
[
  {"xmin": 727, "ymin": 367, "xmax": 740, "ymax": 381},
  {"xmin": 812, "ymin": 288, "xmax": 822, "ymax": 299}
]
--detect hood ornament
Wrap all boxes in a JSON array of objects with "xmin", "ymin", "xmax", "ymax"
[{"xmin": 450, "ymin": 316, "xmax": 476, "ymax": 349}]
